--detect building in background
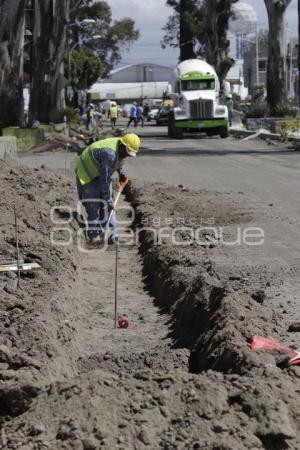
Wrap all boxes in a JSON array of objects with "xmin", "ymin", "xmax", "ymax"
[
  {"xmin": 243, "ymin": 35, "xmax": 299, "ymax": 100},
  {"xmin": 88, "ymin": 63, "xmax": 174, "ymax": 104},
  {"xmin": 226, "ymin": 60, "xmax": 248, "ymax": 99}
]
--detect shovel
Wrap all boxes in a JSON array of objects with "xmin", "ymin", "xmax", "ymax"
[
  {"xmin": 103, "ymin": 177, "xmax": 129, "ymax": 329},
  {"xmin": 104, "ymin": 176, "xmax": 129, "ymax": 242}
]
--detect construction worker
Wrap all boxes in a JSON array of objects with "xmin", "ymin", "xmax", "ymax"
[
  {"xmin": 108, "ymin": 102, "xmax": 118, "ymax": 130},
  {"xmin": 75, "ymin": 133, "xmax": 141, "ymax": 244},
  {"xmin": 127, "ymin": 102, "xmax": 138, "ymax": 128}
]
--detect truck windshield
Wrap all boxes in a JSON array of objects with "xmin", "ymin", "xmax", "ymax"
[{"xmin": 181, "ymin": 80, "xmax": 215, "ymax": 90}]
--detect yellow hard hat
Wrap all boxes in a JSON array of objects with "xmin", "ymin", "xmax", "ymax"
[{"xmin": 120, "ymin": 133, "xmax": 140, "ymax": 157}]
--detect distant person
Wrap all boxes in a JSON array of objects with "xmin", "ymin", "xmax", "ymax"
[
  {"xmin": 127, "ymin": 102, "xmax": 138, "ymax": 128},
  {"xmin": 109, "ymin": 102, "xmax": 118, "ymax": 130},
  {"xmin": 226, "ymin": 94, "xmax": 234, "ymax": 127},
  {"xmin": 137, "ymin": 104, "xmax": 144, "ymax": 128},
  {"xmin": 94, "ymin": 109, "xmax": 103, "ymax": 134},
  {"xmin": 143, "ymin": 103, "xmax": 150, "ymax": 122},
  {"xmin": 86, "ymin": 104, "xmax": 94, "ymax": 131}
]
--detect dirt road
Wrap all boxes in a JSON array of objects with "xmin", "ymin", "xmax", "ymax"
[{"xmin": 1, "ymin": 132, "xmax": 298, "ymax": 449}]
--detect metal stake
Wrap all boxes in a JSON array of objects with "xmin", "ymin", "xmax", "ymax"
[
  {"xmin": 114, "ymin": 239, "xmax": 119, "ymax": 329},
  {"xmin": 13, "ymin": 204, "xmax": 21, "ymax": 287}
]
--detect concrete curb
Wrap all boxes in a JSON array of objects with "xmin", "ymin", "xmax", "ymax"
[
  {"xmin": 230, "ymin": 128, "xmax": 283, "ymax": 141},
  {"xmin": 230, "ymin": 127, "xmax": 300, "ymax": 146},
  {"xmin": 0, "ymin": 137, "xmax": 17, "ymax": 160}
]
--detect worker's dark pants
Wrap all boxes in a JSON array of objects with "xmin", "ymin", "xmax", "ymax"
[
  {"xmin": 76, "ymin": 177, "xmax": 117, "ymax": 238},
  {"xmin": 111, "ymin": 118, "xmax": 117, "ymax": 129},
  {"xmin": 127, "ymin": 116, "xmax": 137, "ymax": 128},
  {"xmin": 137, "ymin": 115, "xmax": 144, "ymax": 127}
]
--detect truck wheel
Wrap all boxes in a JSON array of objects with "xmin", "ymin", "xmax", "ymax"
[
  {"xmin": 219, "ymin": 126, "xmax": 229, "ymax": 138},
  {"xmin": 207, "ymin": 130, "xmax": 215, "ymax": 137},
  {"xmin": 173, "ymin": 127, "xmax": 183, "ymax": 139},
  {"xmin": 168, "ymin": 114, "xmax": 183, "ymax": 139},
  {"xmin": 168, "ymin": 115, "xmax": 173, "ymax": 137}
]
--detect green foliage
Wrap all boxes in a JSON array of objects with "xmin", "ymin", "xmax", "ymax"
[
  {"xmin": 272, "ymin": 103, "xmax": 298, "ymax": 118},
  {"xmin": 62, "ymin": 107, "xmax": 78, "ymax": 123},
  {"xmin": 244, "ymin": 102, "xmax": 298, "ymax": 119},
  {"xmin": 162, "ymin": 0, "xmax": 238, "ymax": 81},
  {"xmin": 275, "ymin": 118, "xmax": 300, "ymax": 138},
  {"xmin": 245, "ymin": 104, "xmax": 269, "ymax": 118},
  {"xmin": 70, "ymin": 1, "xmax": 139, "ymax": 74},
  {"xmin": 68, "ymin": 50, "xmax": 104, "ymax": 89}
]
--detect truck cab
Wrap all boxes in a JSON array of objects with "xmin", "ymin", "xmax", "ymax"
[{"xmin": 169, "ymin": 59, "xmax": 229, "ymax": 139}]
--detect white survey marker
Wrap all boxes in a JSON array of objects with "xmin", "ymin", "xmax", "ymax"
[{"xmin": 0, "ymin": 262, "xmax": 41, "ymax": 273}]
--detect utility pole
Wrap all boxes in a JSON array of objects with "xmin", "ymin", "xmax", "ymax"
[{"xmin": 255, "ymin": 23, "xmax": 259, "ymax": 86}]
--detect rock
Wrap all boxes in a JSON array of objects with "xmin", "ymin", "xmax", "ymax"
[
  {"xmin": 251, "ymin": 290, "xmax": 266, "ymax": 304},
  {"xmin": 0, "ymin": 344, "xmax": 11, "ymax": 363},
  {"xmin": 138, "ymin": 428, "xmax": 151, "ymax": 446},
  {"xmin": 27, "ymin": 193, "xmax": 36, "ymax": 202},
  {"xmin": 82, "ymin": 436, "xmax": 99, "ymax": 449},
  {"xmin": 241, "ymin": 392, "xmax": 296, "ymax": 439},
  {"xmin": 289, "ymin": 365, "xmax": 300, "ymax": 377},
  {"xmin": 0, "ymin": 383, "xmax": 42, "ymax": 415},
  {"xmin": 288, "ymin": 321, "xmax": 300, "ymax": 332},
  {"xmin": 118, "ymin": 421, "xmax": 127, "ymax": 429},
  {"xmin": 29, "ymin": 423, "xmax": 46, "ymax": 436},
  {"xmin": 159, "ymin": 406, "xmax": 169, "ymax": 417}
]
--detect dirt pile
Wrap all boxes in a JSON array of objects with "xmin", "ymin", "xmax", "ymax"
[
  {"xmin": 32, "ymin": 132, "xmax": 85, "ymax": 153},
  {"xmin": 0, "ymin": 161, "xmax": 81, "ymax": 414},
  {"xmin": 0, "ymin": 163, "xmax": 300, "ymax": 449}
]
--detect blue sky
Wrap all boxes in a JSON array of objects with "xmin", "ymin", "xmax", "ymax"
[{"xmin": 110, "ymin": 0, "xmax": 298, "ymax": 68}]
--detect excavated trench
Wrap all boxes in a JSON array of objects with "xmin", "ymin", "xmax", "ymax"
[{"xmin": 126, "ymin": 183, "xmax": 288, "ymax": 376}]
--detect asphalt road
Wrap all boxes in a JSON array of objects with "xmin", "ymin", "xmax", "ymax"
[{"xmin": 18, "ymin": 127, "xmax": 300, "ymax": 333}]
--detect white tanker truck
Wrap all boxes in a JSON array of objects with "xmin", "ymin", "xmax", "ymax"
[{"xmin": 168, "ymin": 59, "xmax": 229, "ymax": 139}]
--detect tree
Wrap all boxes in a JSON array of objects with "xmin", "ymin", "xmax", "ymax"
[
  {"xmin": 69, "ymin": 50, "xmax": 104, "ymax": 90},
  {"xmin": 67, "ymin": 49, "xmax": 104, "ymax": 105},
  {"xmin": 298, "ymin": 0, "xmax": 300, "ymax": 106},
  {"xmin": 69, "ymin": 1, "xmax": 139, "ymax": 76},
  {"xmin": 28, "ymin": 0, "xmax": 70, "ymax": 124},
  {"xmin": 162, "ymin": 0, "xmax": 238, "ymax": 83},
  {"xmin": 200, "ymin": 0, "xmax": 238, "ymax": 84},
  {"xmin": 264, "ymin": 0, "xmax": 292, "ymax": 114},
  {"xmin": 0, "ymin": 0, "xmax": 26, "ymax": 129},
  {"xmin": 162, "ymin": 0, "xmax": 199, "ymax": 61},
  {"xmin": 243, "ymin": 30, "xmax": 268, "ymax": 93},
  {"xmin": 1, "ymin": 0, "xmax": 139, "ymax": 126}
]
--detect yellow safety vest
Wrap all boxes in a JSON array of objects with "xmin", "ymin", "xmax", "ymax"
[
  {"xmin": 110, "ymin": 105, "xmax": 118, "ymax": 119},
  {"xmin": 76, "ymin": 137, "xmax": 120, "ymax": 185}
]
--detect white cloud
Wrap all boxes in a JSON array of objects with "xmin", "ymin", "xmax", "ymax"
[
  {"xmin": 246, "ymin": 0, "xmax": 298, "ymax": 34},
  {"xmin": 108, "ymin": 0, "xmax": 298, "ymax": 68}
]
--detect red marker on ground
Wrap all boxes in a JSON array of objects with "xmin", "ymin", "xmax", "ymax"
[{"xmin": 118, "ymin": 316, "xmax": 129, "ymax": 329}]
